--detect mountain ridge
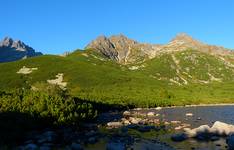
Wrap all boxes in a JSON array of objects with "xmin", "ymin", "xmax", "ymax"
[
  {"xmin": 0, "ymin": 37, "xmax": 42, "ymax": 63},
  {"xmin": 86, "ymin": 33, "xmax": 234, "ymax": 64}
]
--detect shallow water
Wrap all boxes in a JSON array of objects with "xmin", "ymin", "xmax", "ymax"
[
  {"xmin": 160, "ymin": 105, "xmax": 234, "ymax": 127},
  {"xmin": 86, "ymin": 105, "xmax": 234, "ymax": 150},
  {"xmin": 149, "ymin": 105, "xmax": 234, "ymax": 150}
]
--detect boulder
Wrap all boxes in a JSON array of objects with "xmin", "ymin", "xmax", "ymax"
[
  {"xmin": 164, "ymin": 121, "xmax": 170, "ymax": 125},
  {"xmin": 123, "ymin": 111, "xmax": 131, "ymax": 116},
  {"xmin": 193, "ymin": 125, "xmax": 210, "ymax": 134},
  {"xmin": 211, "ymin": 121, "xmax": 234, "ymax": 136},
  {"xmin": 185, "ymin": 125, "xmax": 211, "ymax": 138},
  {"xmin": 129, "ymin": 117, "xmax": 141, "ymax": 124},
  {"xmin": 147, "ymin": 112, "xmax": 155, "ymax": 116},
  {"xmin": 123, "ymin": 119, "xmax": 130, "ymax": 125},
  {"xmin": 155, "ymin": 107, "xmax": 162, "ymax": 110},
  {"xmin": 173, "ymin": 122, "xmax": 234, "ymax": 142},
  {"xmin": 175, "ymin": 126, "xmax": 183, "ymax": 130},
  {"xmin": 185, "ymin": 113, "xmax": 193, "ymax": 117},
  {"xmin": 107, "ymin": 122, "xmax": 123, "ymax": 128},
  {"xmin": 152, "ymin": 119, "xmax": 160, "ymax": 124}
]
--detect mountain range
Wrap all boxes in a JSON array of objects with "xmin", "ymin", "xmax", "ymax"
[
  {"xmin": 0, "ymin": 37, "xmax": 42, "ymax": 63},
  {"xmin": 87, "ymin": 33, "xmax": 234, "ymax": 64},
  {"xmin": 0, "ymin": 33, "xmax": 234, "ymax": 106}
]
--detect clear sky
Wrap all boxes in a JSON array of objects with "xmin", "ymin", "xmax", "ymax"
[{"xmin": 0, "ymin": 0, "xmax": 233, "ymax": 54}]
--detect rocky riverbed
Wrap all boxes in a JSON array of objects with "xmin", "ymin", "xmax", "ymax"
[{"xmin": 10, "ymin": 105, "xmax": 234, "ymax": 150}]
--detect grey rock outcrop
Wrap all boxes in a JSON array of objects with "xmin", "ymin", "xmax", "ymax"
[
  {"xmin": 0, "ymin": 37, "xmax": 42, "ymax": 63},
  {"xmin": 86, "ymin": 34, "xmax": 160, "ymax": 64}
]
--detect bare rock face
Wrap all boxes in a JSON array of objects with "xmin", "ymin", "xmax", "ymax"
[
  {"xmin": 0, "ymin": 37, "xmax": 42, "ymax": 63},
  {"xmin": 86, "ymin": 33, "xmax": 234, "ymax": 64},
  {"xmin": 86, "ymin": 34, "xmax": 160, "ymax": 64},
  {"xmin": 164, "ymin": 33, "xmax": 233, "ymax": 56}
]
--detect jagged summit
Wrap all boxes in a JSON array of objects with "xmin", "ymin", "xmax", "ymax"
[
  {"xmin": 86, "ymin": 34, "xmax": 145, "ymax": 64},
  {"xmin": 86, "ymin": 33, "xmax": 233, "ymax": 64},
  {"xmin": 0, "ymin": 37, "xmax": 14, "ymax": 47},
  {"xmin": 0, "ymin": 37, "xmax": 34, "ymax": 51},
  {"xmin": 170, "ymin": 33, "xmax": 203, "ymax": 45},
  {"xmin": 0, "ymin": 37, "xmax": 42, "ymax": 63},
  {"xmin": 171, "ymin": 33, "xmax": 195, "ymax": 41}
]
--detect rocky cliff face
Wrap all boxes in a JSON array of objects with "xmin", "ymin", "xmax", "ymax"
[
  {"xmin": 86, "ymin": 34, "xmax": 160, "ymax": 64},
  {"xmin": 0, "ymin": 37, "xmax": 42, "ymax": 63},
  {"xmin": 86, "ymin": 33, "xmax": 234, "ymax": 64}
]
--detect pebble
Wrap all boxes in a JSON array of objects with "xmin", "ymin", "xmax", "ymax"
[
  {"xmin": 186, "ymin": 113, "xmax": 193, "ymax": 117},
  {"xmin": 155, "ymin": 107, "xmax": 162, "ymax": 110},
  {"xmin": 123, "ymin": 111, "xmax": 131, "ymax": 116},
  {"xmin": 171, "ymin": 121, "xmax": 181, "ymax": 124},
  {"xmin": 147, "ymin": 112, "xmax": 155, "ymax": 116}
]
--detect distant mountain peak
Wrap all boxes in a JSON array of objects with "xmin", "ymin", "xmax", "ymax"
[
  {"xmin": 109, "ymin": 34, "xmax": 138, "ymax": 45},
  {"xmin": 0, "ymin": 37, "xmax": 42, "ymax": 63},
  {"xmin": 109, "ymin": 34, "xmax": 131, "ymax": 40},
  {"xmin": 170, "ymin": 33, "xmax": 200, "ymax": 44},
  {"xmin": 0, "ymin": 37, "xmax": 33, "ymax": 51},
  {"xmin": 173, "ymin": 33, "xmax": 192, "ymax": 39},
  {"xmin": 86, "ymin": 34, "xmax": 148, "ymax": 63},
  {"xmin": 0, "ymin": 37, "xmax": 14, "ymax": 47}
]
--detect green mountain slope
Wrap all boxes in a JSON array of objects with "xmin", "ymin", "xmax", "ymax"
[{"xmin": 0, "ymin": 48, "xmax": 234, "ymax": 107}]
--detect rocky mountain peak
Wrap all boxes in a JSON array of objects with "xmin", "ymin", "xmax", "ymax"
[
  {"xmin": 86, "ymin": 34, "xmax": 150, "ymax": 64},
  {"xmin": 0, "ymin": 37, "xmax": 14, "ymax": 47},
  {"xmin": 109, "ymin": 34, "xmax": 138, "ymax": 46},
  {"xmin": 170, "ymin": 33, "xmax": 202, "ymax": 45},
  {"xmin": 172, "ymin": 33, "xmax": 193, "ymax": 40},
  {"xmin": 0, "ymin": 37, "xmax": 42, "ymax": 63},
  {"xmin": 0, "ymin": 37, "xmax": 33, "ymax": 51}
]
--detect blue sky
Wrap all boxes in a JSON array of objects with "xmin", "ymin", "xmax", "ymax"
[{"xmin": 0, "ymin": 0, "xmax": 233, "ymax": 54}]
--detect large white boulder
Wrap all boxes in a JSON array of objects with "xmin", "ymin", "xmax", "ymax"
[
  {"xmin": 211, "ymin": 121, "xmax": 234, "ymax": 136},
  {"xmin": 173, "ymin": 121, "xmax": 234, "ymax": 143},
  {"xmin": 184, "ymin": 125, "xmax": 211, "ymax": 138}
]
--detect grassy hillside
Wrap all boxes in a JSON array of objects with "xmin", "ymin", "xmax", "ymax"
[{"xmin": 0, "ymin": 49, "xmax": 234, "ymax": 107}]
